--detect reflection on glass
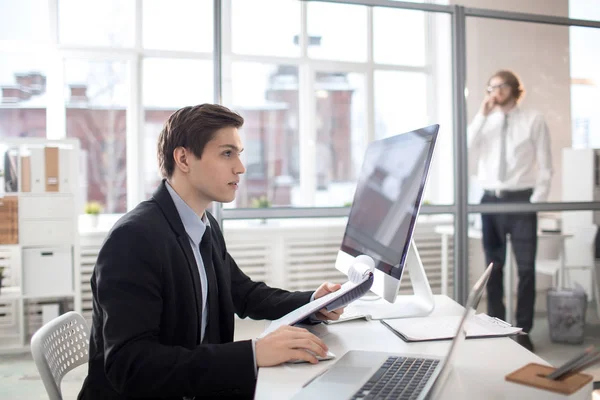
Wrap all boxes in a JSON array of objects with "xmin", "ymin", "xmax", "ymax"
[
  {"xmin": 143, "ymin": 0, "xmax": 213, "ymax": 52},
  {"xmin": 143, "ymin": 59, "xmax": 213, "ymax": 199},
  {"xmin": 341, "ymin": 127, "xmax": 437, "ymax": 279},
  {"xmin": 231, "ymin": 0, "xmax": 300, "ymax": 57},
  {"xmin": 65, "ymin": 60, "xmax": 129, "ymax": 213},
  {"xmin": 58, "ymin": 0, "xmax": 135, "ymax": 47},
  {"xmin": 0, "ymin": 0, "xmax": 49, "ymax": 42},
  {"xmin": 373, "ymin": 8, "xmax": 426, "ymax": 66},
  {"xmin": 307, "ymin": 3, "xmax": 367, "ymax": 62},
  {"xmin": 0, "ymin": 55, "xmax": 47, "ymax": 138},
  {"xmin": 229, "ymin": 63, "xmax": 299, "ymax": 208}
]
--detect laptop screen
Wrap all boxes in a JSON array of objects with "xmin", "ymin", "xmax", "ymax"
[{"xmin": 427, "ymin": 263, "xmax": 494, "ymax": 397}]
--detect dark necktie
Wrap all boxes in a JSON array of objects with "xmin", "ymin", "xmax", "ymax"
[
  {"xmin": 498, "ymin": 114, "xmax": 508, "ymax": 182},
  {"xmin": 199, "ymin": 228, "xmax": 221, "ymax": 344}
]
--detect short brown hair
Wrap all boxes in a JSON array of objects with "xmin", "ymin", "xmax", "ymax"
[
  {"xmin": 488, "ymin": 69, "xmax": 525, "ymax": 102},
  {"xmin": 157, "ymin": 104, "xmax": 244, "ymax": 178}
]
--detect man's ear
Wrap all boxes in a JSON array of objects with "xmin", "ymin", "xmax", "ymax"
[{"xmin": 173, "ymin": 147, "xmax": 190, "ymax": 173}]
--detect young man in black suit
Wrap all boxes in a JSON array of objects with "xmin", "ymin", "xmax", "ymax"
[{"xmin": 78, "ymin": 104, "xmax": 345, "ymax": 399}]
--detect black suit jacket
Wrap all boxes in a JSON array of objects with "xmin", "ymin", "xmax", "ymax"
[{"xmin": 78, "ymin": 181, "xmax": 313, "ymax": 399}]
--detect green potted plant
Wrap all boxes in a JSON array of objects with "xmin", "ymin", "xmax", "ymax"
[
  {"xmin": 251, "ymin": 196, "xmax": 271, "ymax": 224},
  {"xmin": 85, "ymin": 201, "xmax": 103, "ymax": 228},
  {"xmin": 251, "ymin": 195, "xmax": 271, "ymax": 209}
]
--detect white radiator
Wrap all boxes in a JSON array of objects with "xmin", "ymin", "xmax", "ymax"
[{"xmin": 73, "ymin": 221, "xmax": 455, "ymax": 321}]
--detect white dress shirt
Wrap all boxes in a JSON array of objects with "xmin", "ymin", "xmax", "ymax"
[{"xmin": 467, "ymin": 106, "xmax": 553, "ymax": 202}]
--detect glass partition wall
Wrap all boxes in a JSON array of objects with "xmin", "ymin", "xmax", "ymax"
[{"xmin": 1, "ymin": 0, "xmax": 599, "ymax": 305}]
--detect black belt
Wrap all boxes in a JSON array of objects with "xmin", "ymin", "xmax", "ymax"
[{"xmin": 483, "ymin": 188, "xmax": 533, "ymax": 199}]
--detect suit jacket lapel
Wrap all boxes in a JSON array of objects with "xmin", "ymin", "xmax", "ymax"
[{"xmin": 152, "ymin": 180, "xmax": 204, "ymax": 345}]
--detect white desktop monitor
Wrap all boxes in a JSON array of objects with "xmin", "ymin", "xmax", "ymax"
[{"xmin": 335, "ymin": 124, "xmax": 439, "ymax": 304}]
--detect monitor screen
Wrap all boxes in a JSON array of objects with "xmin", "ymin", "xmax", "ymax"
[{"xmin": 340, "ymin": 125, "xmax": 439, "ymax": 281}]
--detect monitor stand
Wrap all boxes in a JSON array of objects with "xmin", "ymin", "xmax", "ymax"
[{"xmin": 351, "ymin": 240, "xmax": 435, "ymax": 320}]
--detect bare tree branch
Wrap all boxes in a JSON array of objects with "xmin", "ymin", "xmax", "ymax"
[{"xmin": 75, "ymin": 115, "xmax": 105, "ymax": 195}]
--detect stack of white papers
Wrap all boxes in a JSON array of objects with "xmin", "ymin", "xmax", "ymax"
[{"xmin": 381, "ymin": 314, "xmax": 522, "ymax": 342}]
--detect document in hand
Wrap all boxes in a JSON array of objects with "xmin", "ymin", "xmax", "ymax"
[
  {"xmin": 381, "ymin": 313, "xmax": 522, "ymax": 342},
  {"xmin": 260, "ymin": 272, "xmax": 374, "ymax": 338}
]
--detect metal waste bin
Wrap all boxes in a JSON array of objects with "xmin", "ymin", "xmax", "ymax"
[{"xmin": 547, "ymin": 287, "xmax": 587, "ymax": 344}]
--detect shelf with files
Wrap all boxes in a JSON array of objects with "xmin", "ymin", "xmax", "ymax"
[{"xmin": 0, "ymin": 138, "xmax": 82, "ymax": 354}]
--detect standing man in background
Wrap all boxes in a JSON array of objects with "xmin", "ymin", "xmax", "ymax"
[{"xmin": 468, "ymin": 70, "xmax": 552, "ymax": 352}]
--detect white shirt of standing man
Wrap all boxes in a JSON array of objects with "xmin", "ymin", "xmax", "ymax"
[{"xmin": 467, "ymin": 75, "xmax": 553, "ymax": 203}]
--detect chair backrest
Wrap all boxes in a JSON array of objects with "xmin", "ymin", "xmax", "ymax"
[
  {"xmin": 536, "ymin": 235, "xmax": 563, "ymax": 261},
  {"xmin": 565, "ymin": 225, "xmax": 599, "ymax": 268},
  {"xmin": 30, "ymin": 311, "xmax": 89, "ymax": 400}
]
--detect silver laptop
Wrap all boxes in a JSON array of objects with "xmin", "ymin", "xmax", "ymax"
[{"xmin": 292, "ymin": 263, "xmax": 494, "ymax": 400}]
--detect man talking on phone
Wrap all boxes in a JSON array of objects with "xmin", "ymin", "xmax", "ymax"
[{"xmin": 468, "ymin": 70, "xmax": 552, "ymax": 353}]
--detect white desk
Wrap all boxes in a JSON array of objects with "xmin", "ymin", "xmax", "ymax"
[
  {"xmin": 434, "ymin": 225, "xmax": 572, "ymax": 325},
  {"xmin": 255, "ymin": 295, "xmax": 555, "ymax": 400}
]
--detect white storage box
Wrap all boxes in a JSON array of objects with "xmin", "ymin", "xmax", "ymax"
[
  {"xmin": 19, "ymin": 195, "xmax": 74, "ymax": 220},
  {"xmin": 19, "ymin": 220, "xmax": 74, "ymax": 246},
  {"xmin": 23, "ymin": 247, "xmax": 73, "ymax": 297}
]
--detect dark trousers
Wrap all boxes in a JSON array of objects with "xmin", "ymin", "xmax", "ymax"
[{"xmin": 481, "ymin": 189, "xmax": 537, "ymax": 332}]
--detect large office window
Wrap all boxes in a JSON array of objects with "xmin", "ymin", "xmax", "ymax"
[
  {"xmin": 307, "ymin": 3, "xmax": 368, "ymax": 62},
  {"xmin": 0, "ymin": 54, "xmax": 48, "ymax": 139},
  {"xmin": 569, "ymin": 0, "xmax": 600, "ymax": 21},
  {"xmin": 1, "ymin": 0, "xmax": 598, "ymax": 218},
  {"xmin": 312, "ymin": 71, "xmax": 366, "ymax": 207},
  {"xmin": 231, "ymin": 0, "xmax": 301, "ymax": 57},
  {"xmin": 569, "ymin": 26, "xmax": 600, "ymax": 149},
  {"xmin": 142, "ymin": 58, "xmax": 213, "ymax": 199},
  {"xmin": 373, "ymin": 7, "xmax": 426, "ymax": 67},
  {"xmin": 227, "ymin": 62, "xmax": 300, "ymax": 208},
  {"xmin": 0, "ymin": 0, "xmax": 49, "ymax": 140},
  {"xmin": 64, "ymin": 59, "xmax": 129, "ymax": 213},
  {"xmin": 0, "ymin": 0, "xmax": 49, "ymax": 43},
  {"xmin": 58, "ymin": 0, "xmax": 135, "ymax": 47},
  {"xmin": 225, "ymin": 2, "xmax": 453, "ymax": 208},
  {"xmin": 143, "ymin": 0, "xmax": 213, "ymax": 52}
]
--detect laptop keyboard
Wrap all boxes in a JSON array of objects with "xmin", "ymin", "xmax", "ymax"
[{"xmin": 350, "ymin": 356, "xmax": 440, "ymax": 400}]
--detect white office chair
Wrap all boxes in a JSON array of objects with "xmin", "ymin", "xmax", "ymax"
[
  {"xmin": 535, "ymin": 235, "xmax": 565, "ymax": 289},
  {"xmin": 30, "ymin": 311, "xmax": 89, "ymax": 400},
  {"xmin": 535, "ymin": 225, "xmax": 600, "ymax": 318}
]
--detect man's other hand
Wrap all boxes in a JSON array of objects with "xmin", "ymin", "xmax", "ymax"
[
  {"xmin": 314, "ymin": 282, "xmax": 344, "ymax": 321},
  {"xmin": 255, "ymin": 326, "xmax": 328, "ymax": 367}
]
